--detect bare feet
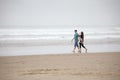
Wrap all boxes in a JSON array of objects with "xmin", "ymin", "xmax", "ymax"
[
  {"xmin": 78, "ymin": 50, "xmax": 80, "ymax": 52},
  {"xmin": 72, "ymin": 50, "xmax": 75, "ymax": 52},
  {"xmin": 79, "ymin": 48, "xmax": 81, "ymax": 53}
]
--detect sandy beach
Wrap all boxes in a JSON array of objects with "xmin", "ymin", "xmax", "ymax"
[{"xmin": 0, "ymin": 52, "xmax": 120, "ymax": 80}]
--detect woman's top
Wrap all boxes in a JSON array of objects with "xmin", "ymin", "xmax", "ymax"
[{"xmin": 78, "ymin": 35, "xmax": 83, "ymax": 43}]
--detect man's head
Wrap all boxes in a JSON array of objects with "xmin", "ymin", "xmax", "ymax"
[{"xmin": 74, "ymin": 30, "xmax": 77, "ymax": 33}]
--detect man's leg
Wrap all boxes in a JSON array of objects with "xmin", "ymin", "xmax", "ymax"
[
  {"xmin": 73, "ymin": 47, "xmax": 76, "ymax": 52},
  {"xmin": 73, "ymin": 42, "xmax": 76, "ymax": 52}
]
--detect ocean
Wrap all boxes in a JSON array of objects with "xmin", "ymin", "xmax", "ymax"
[
  {"xmin": 0, "ymin": 25, "xmax": 120, "ymax": 56},
  {"xmin": 0, "ymin": 25, "xmax": 120, "ymax": 41}
]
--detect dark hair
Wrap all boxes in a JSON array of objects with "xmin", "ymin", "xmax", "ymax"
[
  {"xmin": 74, "ymin": 30, "xmax": 77, "ymax": 33},
  {"xmin": 74, "ymin": 30, "xmax": 77, "ymax": 32},
  {"xmin": 81, "ymin": 31, "xmax": 84, "ymax": 41}
]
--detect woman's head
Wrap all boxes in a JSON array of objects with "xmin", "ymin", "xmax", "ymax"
[
  {"xmin": 81, "ymin": 31, "xmax": 84, "ymax": 36},
  {"xmin": 80, "ymin": 31, "xmax": 84, "ymax": 40}
]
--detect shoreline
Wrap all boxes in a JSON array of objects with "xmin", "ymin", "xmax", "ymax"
[
  {"xmin": 0, "ymin": 52, "xmax": 120, "ymax": 57},
  {"xmin": 0, "ymin": 52, "xmax": 120, "ymax": 58},
  {"xmin": 0, "ymin": 43, "xmax": 120, "ymax": 56}
]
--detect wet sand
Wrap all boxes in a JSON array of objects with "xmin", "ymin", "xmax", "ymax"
[{"xmin": 0, "ymin": 52, "xmax": 120, "ymax": 80}]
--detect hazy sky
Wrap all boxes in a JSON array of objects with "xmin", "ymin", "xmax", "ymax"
[{"xmin": 0, "ymin": 0, "xmax": 120, "ymax": 25}]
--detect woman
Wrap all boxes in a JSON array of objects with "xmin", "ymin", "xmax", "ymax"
[{"xmin": 78, "ymin": 31, "xmax": 87, "ymax": 53}]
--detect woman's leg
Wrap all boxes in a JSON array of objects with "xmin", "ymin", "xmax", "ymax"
[
  {"xmin": 81, "ymin": 43, "xmax": 87, "ymax": 53},
  {"xmin": 81, "ymin": 43, "xmax": 86, "ymax": 49},
  {"xmin": 79, "ymin": 43, "xmax": 82, "ymax": 53}
]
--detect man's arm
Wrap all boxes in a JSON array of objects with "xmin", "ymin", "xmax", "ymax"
[{"xmin": 71, "ymin": 37, "xmax": 74, "ymax": 42}]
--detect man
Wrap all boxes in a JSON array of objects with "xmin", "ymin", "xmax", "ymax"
[{"xmin": 71, "ymin": 30, "xmax": 80, "ymax": 52}]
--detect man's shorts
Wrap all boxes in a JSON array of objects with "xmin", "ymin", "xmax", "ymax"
[{"xmin": 74, "ymin": 41, "xmax": 78, "ymax": 48}]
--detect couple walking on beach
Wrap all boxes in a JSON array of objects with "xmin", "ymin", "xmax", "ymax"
[{"xmin": 72, "ymin": 30, "xmax": 87, "ymax": 53}]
